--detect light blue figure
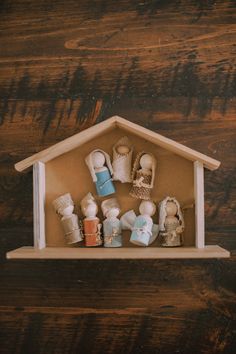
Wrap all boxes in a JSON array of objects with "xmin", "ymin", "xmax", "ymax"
[
  {"xmin": 85, "ymin": 149, "xmax": 115, "ymax": 197},
  {"xmin": 102, "ymin": 198, "xmax": 122, "ymax": 247},
  {"xmin": 130, "ymin": 200, "xmax": 156, "ymax": 246}
]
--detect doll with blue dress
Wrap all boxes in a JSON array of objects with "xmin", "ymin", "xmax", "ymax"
[
  {"xmin": 130, "ymin": 200, "xmax": 156, "ymax": 246},
  {"xmin": 85, "ymin": 149, "xmax": 115, "ymax": 197}
]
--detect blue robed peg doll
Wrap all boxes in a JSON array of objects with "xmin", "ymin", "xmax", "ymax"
[
  {"xmin": 120, "ymin": 208, "xmax": 159, "ymax": 246},
  {"xmin": 85, "ymin": 149, "xmax": 115, "ymax": 197},
  {"xmin": 130, "ymin": 200, "xmax": 157, "ymax": 246},
  {"xmin": 101, "ymin": 198, "xmax": 122, "ymax": 248}
]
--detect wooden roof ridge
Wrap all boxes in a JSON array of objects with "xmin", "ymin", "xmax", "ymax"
[{"xmin": 15, "ymin": 115, "xmax": 220, "ymax": 172}]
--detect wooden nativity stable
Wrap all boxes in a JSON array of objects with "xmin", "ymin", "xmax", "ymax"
[{"xmin": 7, "ymin": 116, "xmax": 230, "ymax": 259}]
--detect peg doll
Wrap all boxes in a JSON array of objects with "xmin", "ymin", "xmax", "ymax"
[
  {"xmin": 81, "ymin": 193, "xmax": 102, "ymax": 247},
  {"xmin": 112, "ymin": 136, "xmax": 133, "ymax": 183},
  {"xmin": 158, "ymin": 196, "xmax": 184, "ymax": 247},
  {"xmin": 130, "ymin": 152, "xmax": 156, "ymax": 200},
  {"xmin": 120, "ymin": 209, "xmax": 159, "ymax": 246},
  {"xmin": 52, "ymin": 193, "xmax": 83, "ymax": 244},
  {"xmin": 101, "ymin": 198, "xmax": 122, "ymax": 247},
  {"xmin": 130, "ymin": 200, "xmax": 157, "ymax": 246},
  {"xmin": 85, "ymin": 149, "xmax": 115, "ymax": 197}
]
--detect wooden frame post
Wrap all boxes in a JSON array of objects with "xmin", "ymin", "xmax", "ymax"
[
  {"xmin": 33, "ymin": 161, "xmax": 46, "ymax": 249},
  {"xmin": 194, "ymin": 161, "xmax": 205, "ymax": 248}
]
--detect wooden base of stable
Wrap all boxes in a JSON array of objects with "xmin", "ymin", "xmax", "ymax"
[{"xmin": 7, "ymin": 245, "xmax": 230, "ymax": 259}]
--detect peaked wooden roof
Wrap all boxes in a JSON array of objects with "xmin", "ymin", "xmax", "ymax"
[{"xmin": 15, "ymin": 115, "xmax": 220, "ymax": 172}]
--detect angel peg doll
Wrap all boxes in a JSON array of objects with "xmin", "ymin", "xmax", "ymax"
[
  {"xmin": 158, "ymin": 196, "xmax": 185, "ymax": 247},
  {"xmin": 129, "ymin": 152, "xmax": 156, "ymax": 200},
  {"xmin": 130, "ymin": 200, "xmax": 156, "ymax": 246},
  {"xmin": 101, "ymin": 198, "xmax": 122, "ymax": 247},
  {"xmin": 121, "ymin": 208, "xmax": 159, "ymax": 246},
  {"xmin": 81, "ymin": 193, "xmax": 102, "ymax": 247},
  {"xmin": 52, "ymin": 193, "xmax": 83, "ymax": 245},
  {"xmin": 85, "ymin": 149, "xmax": 115, "ymax": 197}
]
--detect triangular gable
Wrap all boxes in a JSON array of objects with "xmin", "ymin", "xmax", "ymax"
[{"xmin": 15, "ymin": 115, "xmax": 220, "ymax": 172}]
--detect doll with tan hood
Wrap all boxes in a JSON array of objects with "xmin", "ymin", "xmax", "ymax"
[{"xmin": 130, "ymin": 152, "xmax": 156, "ymax": 200}]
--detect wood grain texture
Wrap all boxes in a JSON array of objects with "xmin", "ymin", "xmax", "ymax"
[
  {"xmin": 0, "ymin": 0, "xmax": 236, "ymax": 353},
  {"xmin": 6, "ymin": 245, "xmax": 230, "ymax": 259}
]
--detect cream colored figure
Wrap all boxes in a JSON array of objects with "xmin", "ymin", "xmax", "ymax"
[
  {"xmin": 130, "ymin": 152, "xmax": 156, "ymax": 200},
  {"xmin": 112, "ymin": 136, "xmax": 133, "ymax": 183},
  {"xmin": 52, "ymin": 193, "xmax": 83, "ymax": 244},
  {"xmin": 130, "ymin": 200, "xmax": 156, "ymax": 246},
  {"xmin": 81, "ymin": 193, "xmax": 102, "ymax": 247},
  {"xmin": 101, "ymin": 198, "xmax": 122, "ymax": 247},
  {"xmin": 159, "ymin": 196, "xmax": 185, "ymax": 247}
]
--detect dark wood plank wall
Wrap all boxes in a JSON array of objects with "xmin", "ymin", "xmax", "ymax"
[{"xmin": 0, "ymin": 1, "xmax": 236, "ymax": 353}]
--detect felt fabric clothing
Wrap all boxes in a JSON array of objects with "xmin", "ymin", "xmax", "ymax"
[
  {"xmin": 95, "ymin": 169, "xmax": 115, "ymax": 196},
  {"xmin": 83, "ymin": 217, "xmax": 102, "ymax": 247},
  {"xmin": 61, "ymin": 214, "xmax": 83, "ymax": 244},
  {"xmin": 103, "ymin": 218, "xmax": 122, "ymax": 247},
  {"xmin": 129, "ymin": 170, "xmax": 152, "ymax": 200},
  {"xmin": 130, "ymin": 215, "xmax": 153, "ymax": 246}
]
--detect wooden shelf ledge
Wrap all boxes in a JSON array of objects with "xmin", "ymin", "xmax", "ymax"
[{"xmin": 6, "ymin": 245, "xmax": 230, "ymax": 259}]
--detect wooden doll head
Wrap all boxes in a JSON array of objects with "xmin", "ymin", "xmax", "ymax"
[
  {"xmin": 52, "ymin": 193, "xmax": 74, "ymax": 217},
  {"xmin": 139, "ymin": 200, "xmax": 156, "ymax": 217},
  {"xmin": 101, "ymin": 198, "xmax": 120, "ymax": 219},
  {"xmin": 106, "ymin": 207, "xmax": 120, "ymax": 219},
  {"xmin": 61, "ymin": 205, "xmax": 74, "ymax": 217},
  {"xmin": 81, "ymin": 193, "xmax": 98, "ymax": 218},
  {"xmin": 84, "ymin": 202, "xmax": 98, "ymax": 218},
  {"xmin": 140, "ymin": 154, "xmax": 153, "ymax": 171},
  {"xmin": 92, "ymin": 151, "xmax": 106, "ymax": 169},
  {"xmin": 165, "ymin": 201, "xmax": 178, "ymax": 217},
  {"xmin": 117, "ymin": 145, "xmax": 130, "ymax": 155}
]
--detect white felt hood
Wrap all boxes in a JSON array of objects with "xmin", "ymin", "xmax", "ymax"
[{"xmin": 85, "ymin": 149, "xmax": 113, "ymax": 182}]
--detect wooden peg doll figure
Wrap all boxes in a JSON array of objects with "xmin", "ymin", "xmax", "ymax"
[
  {"xmin": 81, "ymin": 193, "xmax": 102, "ymax": 247},
  {"xmin": 112, "ymin": 136, "xmax": 133, "ymax": 183},
  {"xmin": 130, "ymin": 200, "xmax": 156, "ymax": 246},
  {"xmin": 85, "ymin": 149, "xmax": 115, "ymax": 197},
  {"xmin": 130, "ymin": 152, "xmax": 156, "ymax": 200},
  {"xmin": 52, "ymin": 193, "xmax": 83, "ymax": 245},
  {"xmin": 121, "ymin": 209, "xmax": 159, "ymax": 245},
  {"xmin": 101, "ymin": 198, "xmax": 122, "ymax": 248},
  {"xmin": 158, "ymin": 196, "xmax": 185, "ymax": 247}
]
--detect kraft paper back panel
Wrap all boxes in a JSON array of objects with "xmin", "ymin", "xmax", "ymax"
[{"xmin": 45, "ymin": 127, "xmax": 195, "ymax": 247}]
